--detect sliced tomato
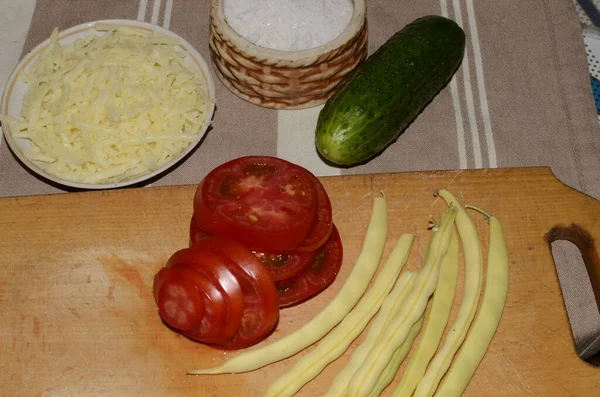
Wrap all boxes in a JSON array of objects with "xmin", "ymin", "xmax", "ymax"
[
  {"xmin": 178, "ymin": 267, "xmax": 238, "ymax": 345},
  {"xmin": 293, "ymin": 173, "xmax": 333, "ymax": 252},
  {"xmin": 154, "ymin": 267, "xmax": 205, "ymax": 331},
  {"xmin": 166, "ymin": 247, "xmax": 245, "ymax": 343},
  {"xmin": 153, "ymin": 267, "xmax": 172, "ymax": 301},
  {"xmin": 189, "ymin": 214, "xmax": 211, "ymax": 246},
  {"xmin": 253, "ymin": 250, "xmax": 316, "ymax": 282},
  {"xmin": 190, "ymin": 216, "xmax": 315, "ymax": 282},
  {"xmin": 191, "ymin": 236, "xmax": 280, "ymax": 350},
  {"xmin": 153, "ymin": 266, "xmax": 233, "ymax": 345},
  {"xmin": 194, "ymin": 156, "xmax": 318, "ymax": 251},
  {"xmin": 276, "ymin": 224, "xmax": 343, "ymax": 307}
]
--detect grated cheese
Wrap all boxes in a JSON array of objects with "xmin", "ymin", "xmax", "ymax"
[{"xmin": 4, "ymin": 24, "xmax": 213, "ymax": 185}]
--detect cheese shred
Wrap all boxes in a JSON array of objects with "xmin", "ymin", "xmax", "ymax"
[{"xmin": 4, "ymin": 24, "xmax": 212, "ymax": 184}]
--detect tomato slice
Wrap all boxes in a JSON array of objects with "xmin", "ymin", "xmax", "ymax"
[
  {"xmin": 153, "ymin": 266, "xmax": 233, "ymax": 345},
  {"xmin": 191, "ymin": 214, "xmax": 314, "ymax": 282},
  {"xmin": 191, "ymin": 236, "xmax": 280, "ymax": 350},
  {"xmin": 178, "ymin": 267, "xmax": 237, "ymax": 345},
  {"xmin": 276, "ymin": 224, "xmax": 343, "ymax": 307},
  {"xmin": 293, "ymin": 173, "xmax": 333, "ymax": 252},
  {"xmin": 189, "ymin": 214, "xmax": 211, "ymax": 246},
  {"xmin": 154, "ymin": 267, "xmax": 205, "ymax": 331},
  {"xmin": 194, "ymin": 156, "xmax": 318, "ymax": 251},
  {"xmin": 166, "ymin": 247, "xmax": 245, "ymax": 344},
  {"xmin": 253, "ymin": 250, "xmax": 316, "ymax": 282}
]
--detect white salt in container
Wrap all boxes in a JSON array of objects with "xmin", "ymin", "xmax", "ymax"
[
  {"xmin": 223, "ymin": 0, "xmax": 354, "ymax": 52},
  {"xmin": 209, "ymin": 0, "xmax": 368, "ymax": 109}
]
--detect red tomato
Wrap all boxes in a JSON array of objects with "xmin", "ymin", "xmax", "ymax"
[
  {"xmin": 191, "ymin": 236, "xmax": 280, "ymax": 349},
  {"xmin": 253, "ymin": 250, "xmax": 316, "ymax": 282},
  {"xmin": 190, "ymin": 214, "xmax": 314, "ymax": 283},
  {"xmin": 293, "ymin": 173, "xmax": 333, "ymax": 252},
  {"xmin": 189, "ymin": 214, "xmax": 211, "ymax": 246},
  {"xmin": 193, "ymin": 156, "xmax": 318, "ymax": 251},
  {"xmin": 176, "ymin": 267, "xmax": 234, "ymax": 345},
  {"xmin": 165, "ymin": 248, "xmax": 245, "ymax": 343},
  {"xmin": 154, "ymin": 267, "xmax": 205, "ymax": 331},
  {"xmin": 276, "ymin": 225, "xmax": 343, "ymax": 307},
  {"xmin": 153, "ymin": 266, "xmax": 234, "ymax": 345}
]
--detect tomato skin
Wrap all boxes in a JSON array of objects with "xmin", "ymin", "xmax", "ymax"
[
  {"xmin": 154, "ymin": 267, "xmax": 205, "ymax": 332},
  {"xmin": 191, "ymin": 236, "xmax": 280, "ymax": 349},
  {"xmin": 154, "ymin": 266, "xmax": 233, "ymax": 345},
  {"xmin": 191, "ymin": 214, "xmax": 315, "ymax": 283},
  {"xmin": 171, "ymin": 267, "xmax": 233, "ymax": 345},
  {"xmin": 177, "ymin": 267, "xmax": 231, "ymax": 345},
  {"xmin": 165, "ymin": 248, "xmax": 245, "ymax": 344},
  {"xmin": 276, "ymin": 225, "xmax": 343, "ymax": 307},
  {"xmin": 189, "ymin": 214, "xmax": 211, "ymax": 246},
  {"xmin": 194, "ymin": 156, "xmax": 318, "ymax": 251},
  {"xmin": 292, "ymin": 173, "xmax": 333, "ymax": 253}
]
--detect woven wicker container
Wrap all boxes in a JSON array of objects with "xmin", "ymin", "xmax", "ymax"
[{"xmin": 209, "ymin": 0, "xmax": 368, "ymax": 110}]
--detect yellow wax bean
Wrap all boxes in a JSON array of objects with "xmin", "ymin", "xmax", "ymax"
[
  {"xmin": 325, "ymin": 271, "xmax": 417, "ymax": 397},
  {"xmin": 366, "ymin": 316, "xmax": 425, "ymax": 397},
  {"xmin": 413, "ymin": 189, "xmax": 484, "ymax": 397},
  {"xmin": 434, "ymin": 208, "xmax": 508, "ymax": 397},
  {"xmin": 346, "ymin": 206, "xmax": 457, "ymax": 397},
  {"xmin": 364, "ymin": 229, "xmax": 441, "ymax": 397},
  {"xmin": 265, "ymin": 233, "xmax": 415, "ymax": 397},
  {"xmin": 393, "ymin": 229, "xmax": 459, "ymax": 397},
  {"xmin": 325, "ymin": 226, "xmax": 439, "ymax": 397}
]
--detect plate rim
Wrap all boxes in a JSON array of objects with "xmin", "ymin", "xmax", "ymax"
[{"xmin": 0, "ymin": 19, "xmax": 216, "ymax": 190}]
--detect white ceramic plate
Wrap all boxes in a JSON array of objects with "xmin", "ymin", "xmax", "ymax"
[{"xmin": 0, "ymin": 19, "xmax": 216, "ymax": 190}]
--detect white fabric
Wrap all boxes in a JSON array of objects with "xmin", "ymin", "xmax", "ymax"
[{"xmin": 0, "ymin": 0, "xmax": 36, "ymax": 152}]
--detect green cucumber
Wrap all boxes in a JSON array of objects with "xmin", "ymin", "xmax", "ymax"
[{"xmin": 315, "ymin": 15, "xmax": 465, "ymax": 166}]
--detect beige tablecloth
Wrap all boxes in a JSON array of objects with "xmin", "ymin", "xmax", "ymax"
[{"xmin": 1, "ymin": 0, "xmax": 599, "ymax": 361}]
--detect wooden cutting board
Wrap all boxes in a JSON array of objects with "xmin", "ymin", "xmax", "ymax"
[{"xmin": 1, "ymin": 167, "xmax": 599, "ymax": 396}]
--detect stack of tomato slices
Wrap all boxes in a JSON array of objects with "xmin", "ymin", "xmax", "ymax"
[
  {"xmin": 153, "ymin": 156, "xmax": 343, "ymax": 350},
  {"xmin": 153, "ymin": 237, "xmax": 279, "ymax": 349}
]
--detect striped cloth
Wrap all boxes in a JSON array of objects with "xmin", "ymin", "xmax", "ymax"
[{"xmin": 1, "ymin": 0, "xmax": 599, "ymax": 360}]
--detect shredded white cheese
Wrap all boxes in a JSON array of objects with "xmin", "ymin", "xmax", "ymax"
[{"xmin": 4, "ymin": 24, "xmax": 212, "ymax": 184}]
